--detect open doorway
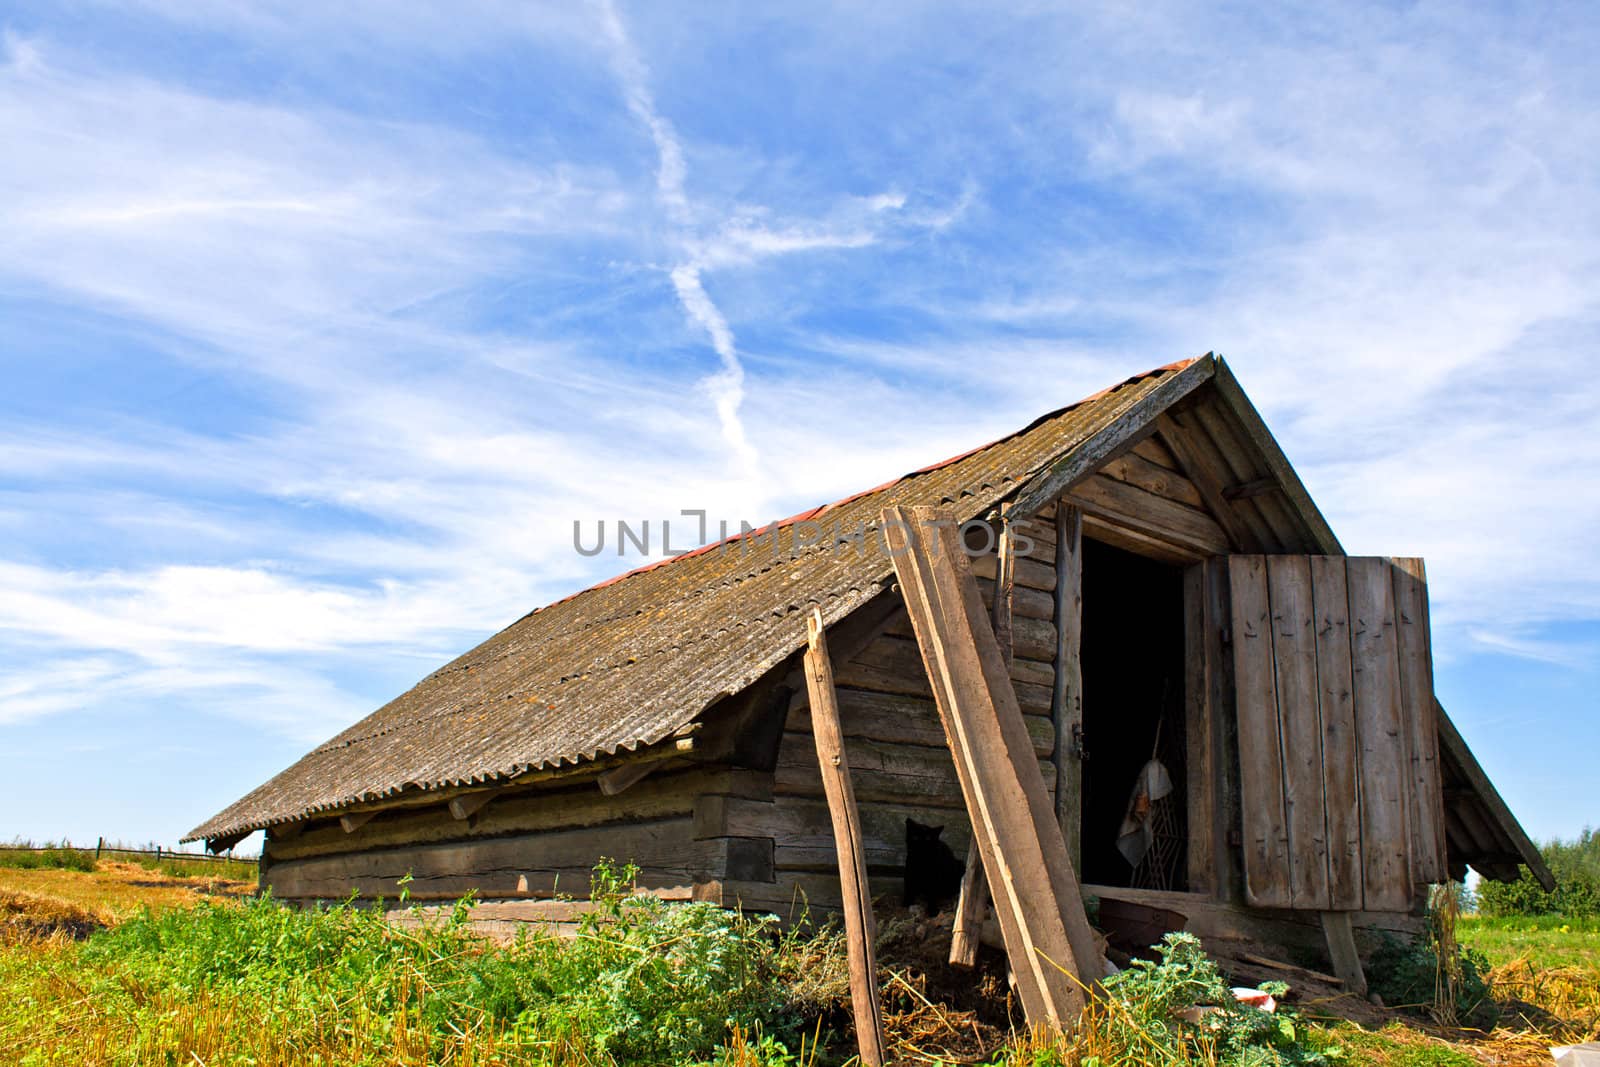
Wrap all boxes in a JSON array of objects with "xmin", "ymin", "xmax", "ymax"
[{"xmin": 1078, "ymin": 538, "xmax": 1189, "ymax": 889}]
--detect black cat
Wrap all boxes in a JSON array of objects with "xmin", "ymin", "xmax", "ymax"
[{"xmin": 903, "ymin": 818, "xmax": 966, "ymax": 912}]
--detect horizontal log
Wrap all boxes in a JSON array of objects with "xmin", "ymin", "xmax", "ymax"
[
  {"xmin": 1099, "ymin": 451, "xmax": 1206, "ymax": 510},
  {"xmin": 1065, "ymin": 473, "xmax": 1230, "ymax": 556},
  {"xmin": 978, "ymin": 580, "xmax": 1056, "ymax": 621},
  {"xmin": 696, "ymin": 795, "xmax": 978, "ymax": 872},
  {"xmin": 266, "ymin": 817, "xmax": 715, "ymax": 901},
  {"xmin": 1009, "ymin": 655, "xmax": 1055, "ymax": 689},
  {"xmin": 970, "ymin": 551, "xmax": 1056, "ymax": 593},
  {"xmin": 1080, "ymin": 514, "xmax": 1205, "ymax": 565},
  {"xmin": 834, "ymin": 635, "xmax": 1051, "ymax": 712},
  {"xmin": 889, "ymin": 611, "xmax": 1056, "ymax": 661},
  {"xmin": 1131, "ymin": 435, "xmax": 1183, "ymax": 472},
  {"xmin": 267, "ymin": 768, "xmax": 713, "ymax": 862},
  {"xmin": 774, "ymin": 731, "xmax": 1055, "ymax": 807},
  {"xmin": 783, "ymin": 688, "xmax": 1055, "ymax": 757}
]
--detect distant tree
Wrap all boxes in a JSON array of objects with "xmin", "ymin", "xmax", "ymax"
[{"xmin": 1476, "ymin": 827, "xmax": 1600, "ymax": 917}]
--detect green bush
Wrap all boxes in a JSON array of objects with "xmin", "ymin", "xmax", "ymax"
[
  {"xmin": 1477, "ymin": 827, "xmax": 1600, "ymax": 919},
  {"xmin": 1366, "ymin": 932, "xmax": 1493, "ymax": 1023}
]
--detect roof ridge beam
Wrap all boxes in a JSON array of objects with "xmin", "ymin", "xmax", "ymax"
[{"xmin": 1009, "ymin": 355, "xmax": 1218, "ymax": 518}]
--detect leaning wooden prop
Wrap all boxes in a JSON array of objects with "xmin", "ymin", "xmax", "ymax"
[{"xmin": 804, "ymin": 503, "xmax": 1104, "ymax": 1039}]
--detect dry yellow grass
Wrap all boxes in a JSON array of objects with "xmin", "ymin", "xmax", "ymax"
[{"xmin": 0, "ymin": 861, "xmax": 251, "ymax": 920}]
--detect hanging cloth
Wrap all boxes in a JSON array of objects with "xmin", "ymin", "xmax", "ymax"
[{"xmin": 1115, "ymin": 757, "xmax": 1175, "ymax": 867}]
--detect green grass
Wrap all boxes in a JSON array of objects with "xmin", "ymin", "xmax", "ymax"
[
  {"xmin": 110, "ymin": 852, "xmax": 259, "ymax": 882},
  {"xmin": 4, "ymin": 863, "xmax": 1599, "ymax": 1067},
  {"xmin": 0, "ymin": 847, "xmax": 96, "ymax": 873},
  {"xmin": 1459, "ymin": 914, "xmax": 1600, "ymax": 969},
  {"xmin": 1, "ymin": 862, "xmax": 814, "ymax": 1067},
  {"xmin": 1, "ymin": 839, "xmax": 257, "ymax": 883}
]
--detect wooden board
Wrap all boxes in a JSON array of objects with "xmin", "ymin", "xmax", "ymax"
[
  {"xmin": 1266, "ymin": 555, "xmax": 1330, "ymax": 910},
  {"xmin": 1228, "ymin": 555, "xmax": 1293, "ymax": 908},
  {"xmin": 803, "ymin": 608, "xmax": 887, "ymax": 1066},
  {"xmin": 1346, "ymin": 558, "xmax": 1413, "ymax": 911},
  {"xmin": 1183, "ymin": 564, "xmax": 1215, "ymax": 895},
  {"xmin": 885, "ymin": 504, "xmax": 1098, "ymax": 1026},
  {"xmin": 1065, "ymin": 472, "xmax": 1232, "ymax": 556},
  {"xmin": 1391, "ymin": 559, "xmax": 1445, "ymax": 884},
  {"xmin": 1132, "ymin": 435, "xmax": 1183, "ymax": 471},
  {"xmin": 1098, "ymin": 450, "xmax": 1206, "ymax": 509},
  {"xmin": 1153, "ymin": 411, "xmax": 1257, "ymax": 552},
  {"xmin": 1310, "ymin": 557, "xmax": 1363, "ymax": 910},
  {"xmin": 1053, "ymin": 504, "xmax": 1085, "ymax": 866}
]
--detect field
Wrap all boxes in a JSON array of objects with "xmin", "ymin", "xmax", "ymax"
[{"xmin": 1, "ymin": 861, "xmax": 1597, "ymax": 1066}]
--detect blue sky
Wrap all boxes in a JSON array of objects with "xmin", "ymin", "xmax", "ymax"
[{"xmin": 1, "ymin": 2, "xmax": 1596, "ymax": 854}]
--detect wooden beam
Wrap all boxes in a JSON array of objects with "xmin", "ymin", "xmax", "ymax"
[
  {"xmin": 1228, "ymin": 555, "xmax": 1293, "ymax": 908},
  {"xmin": 1222, "ymin": 476, "xmax": 1279, "ymax": 501},
  {"xmin": 1063, "ymin": 473, "xmax": 1231, "ymax": 556},
  {"xmin": 339, "ymin": 811, "xmax": 375, "ymax": 834},
  {"xmin": 884, "ymin": 504, "xmax": 1099, "ymax": 1028},
  {"xmin": 1319, "ymin": 911, "xmax": 1368, "ymax": 997},
  {"xmin": 1009, "ymin": 356, "xmax": 1217, "ymax": 519},
  {"xmin": 1202, "ymin": 558, "xmax": 1242, "ymax": 904},
  {"xmin": 448, "ymin": 790, "xmax": 498, "ymax": 820},
  {"xmin": 803, "ymin": 608, "xmax": 887, "ymax": 1067},
  {"xmin": 1154, "ymin": 412, "xmax": 1255, "ymax": 551},
  {"xmin": 249, "ymin": 730, "xmax": 703, "ymax": 835},
  {"xmin": 597, "ymin": 762, "xmax": 658, "ymax": 797},
  {"xmin": 1436, "ymin": 702, "xmax": 1555, "ymax": 891},
  {"xmin": 1391, "ymin": 558, "xmax": 1446, "ymax": 885},
  {"xmin": 205, "ymin": 830, "xmax": 249, "ymax": 854},
  {"xmin": 1209, "ymin": 358, "xmax": 1343, "ymax": 554},
  {"xmin": 1053, "ymin": 504, "xmax": 1085, "ymax": 868},
  {"xmin": 1182, "ymin": 565, "xmax": 1214, "ymax": 896},
  {"xmin": 952, "ymin": 511, "xmax": 1020, "ymax": 968}
]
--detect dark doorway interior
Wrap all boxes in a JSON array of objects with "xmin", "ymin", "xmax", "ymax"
[{"xmin": 1078, "ymin": 538, "xmax": 1189, "ymax": 889}]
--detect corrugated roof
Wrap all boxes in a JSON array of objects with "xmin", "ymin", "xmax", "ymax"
[{"xmin": 186, "ymin": 360, "xmax": 1198, "ymax": 842}]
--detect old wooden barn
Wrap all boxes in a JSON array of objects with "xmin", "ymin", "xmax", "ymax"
[{"xmin": 187, "ymin": 355, "xmax": 1550, "ymax": 971}]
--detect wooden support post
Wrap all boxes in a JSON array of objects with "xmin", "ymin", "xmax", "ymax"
[
  {"xmin": 885, "ymin": 505, "xmax": 1099, "ymax": 1028},
  {"xmin": 804, "ymin": 608, "xmax": 887, "ymax": 1067},
  {"xmin": 1319, "ymin": 911, "xmax": 1368, "ymax": 997},
  {"xmin": 1053, "ymin": 504, "xmax": 1085, "ymax": 870},
  {"xmin": 952, "ymin": 510, "xmax": 1017, "ymax": 967}
]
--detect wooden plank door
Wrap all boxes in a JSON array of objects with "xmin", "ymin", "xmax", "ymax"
[{"xmin": 1227, "ymin": 555, "xmax": 1446, "ymax": 912}]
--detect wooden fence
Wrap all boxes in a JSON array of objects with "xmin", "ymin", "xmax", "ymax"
[{"xmin": 0, "ymin": 840, "xmax": 258, "ymax": 865}]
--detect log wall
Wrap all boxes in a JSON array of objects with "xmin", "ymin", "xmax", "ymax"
[
  {"xmin": 259, "ymin": 765, "xmax": 771, "ymax": 905},
  {"xmin": 714, "ymin": 513, "xmax": 1064, "ymax": 914}
]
